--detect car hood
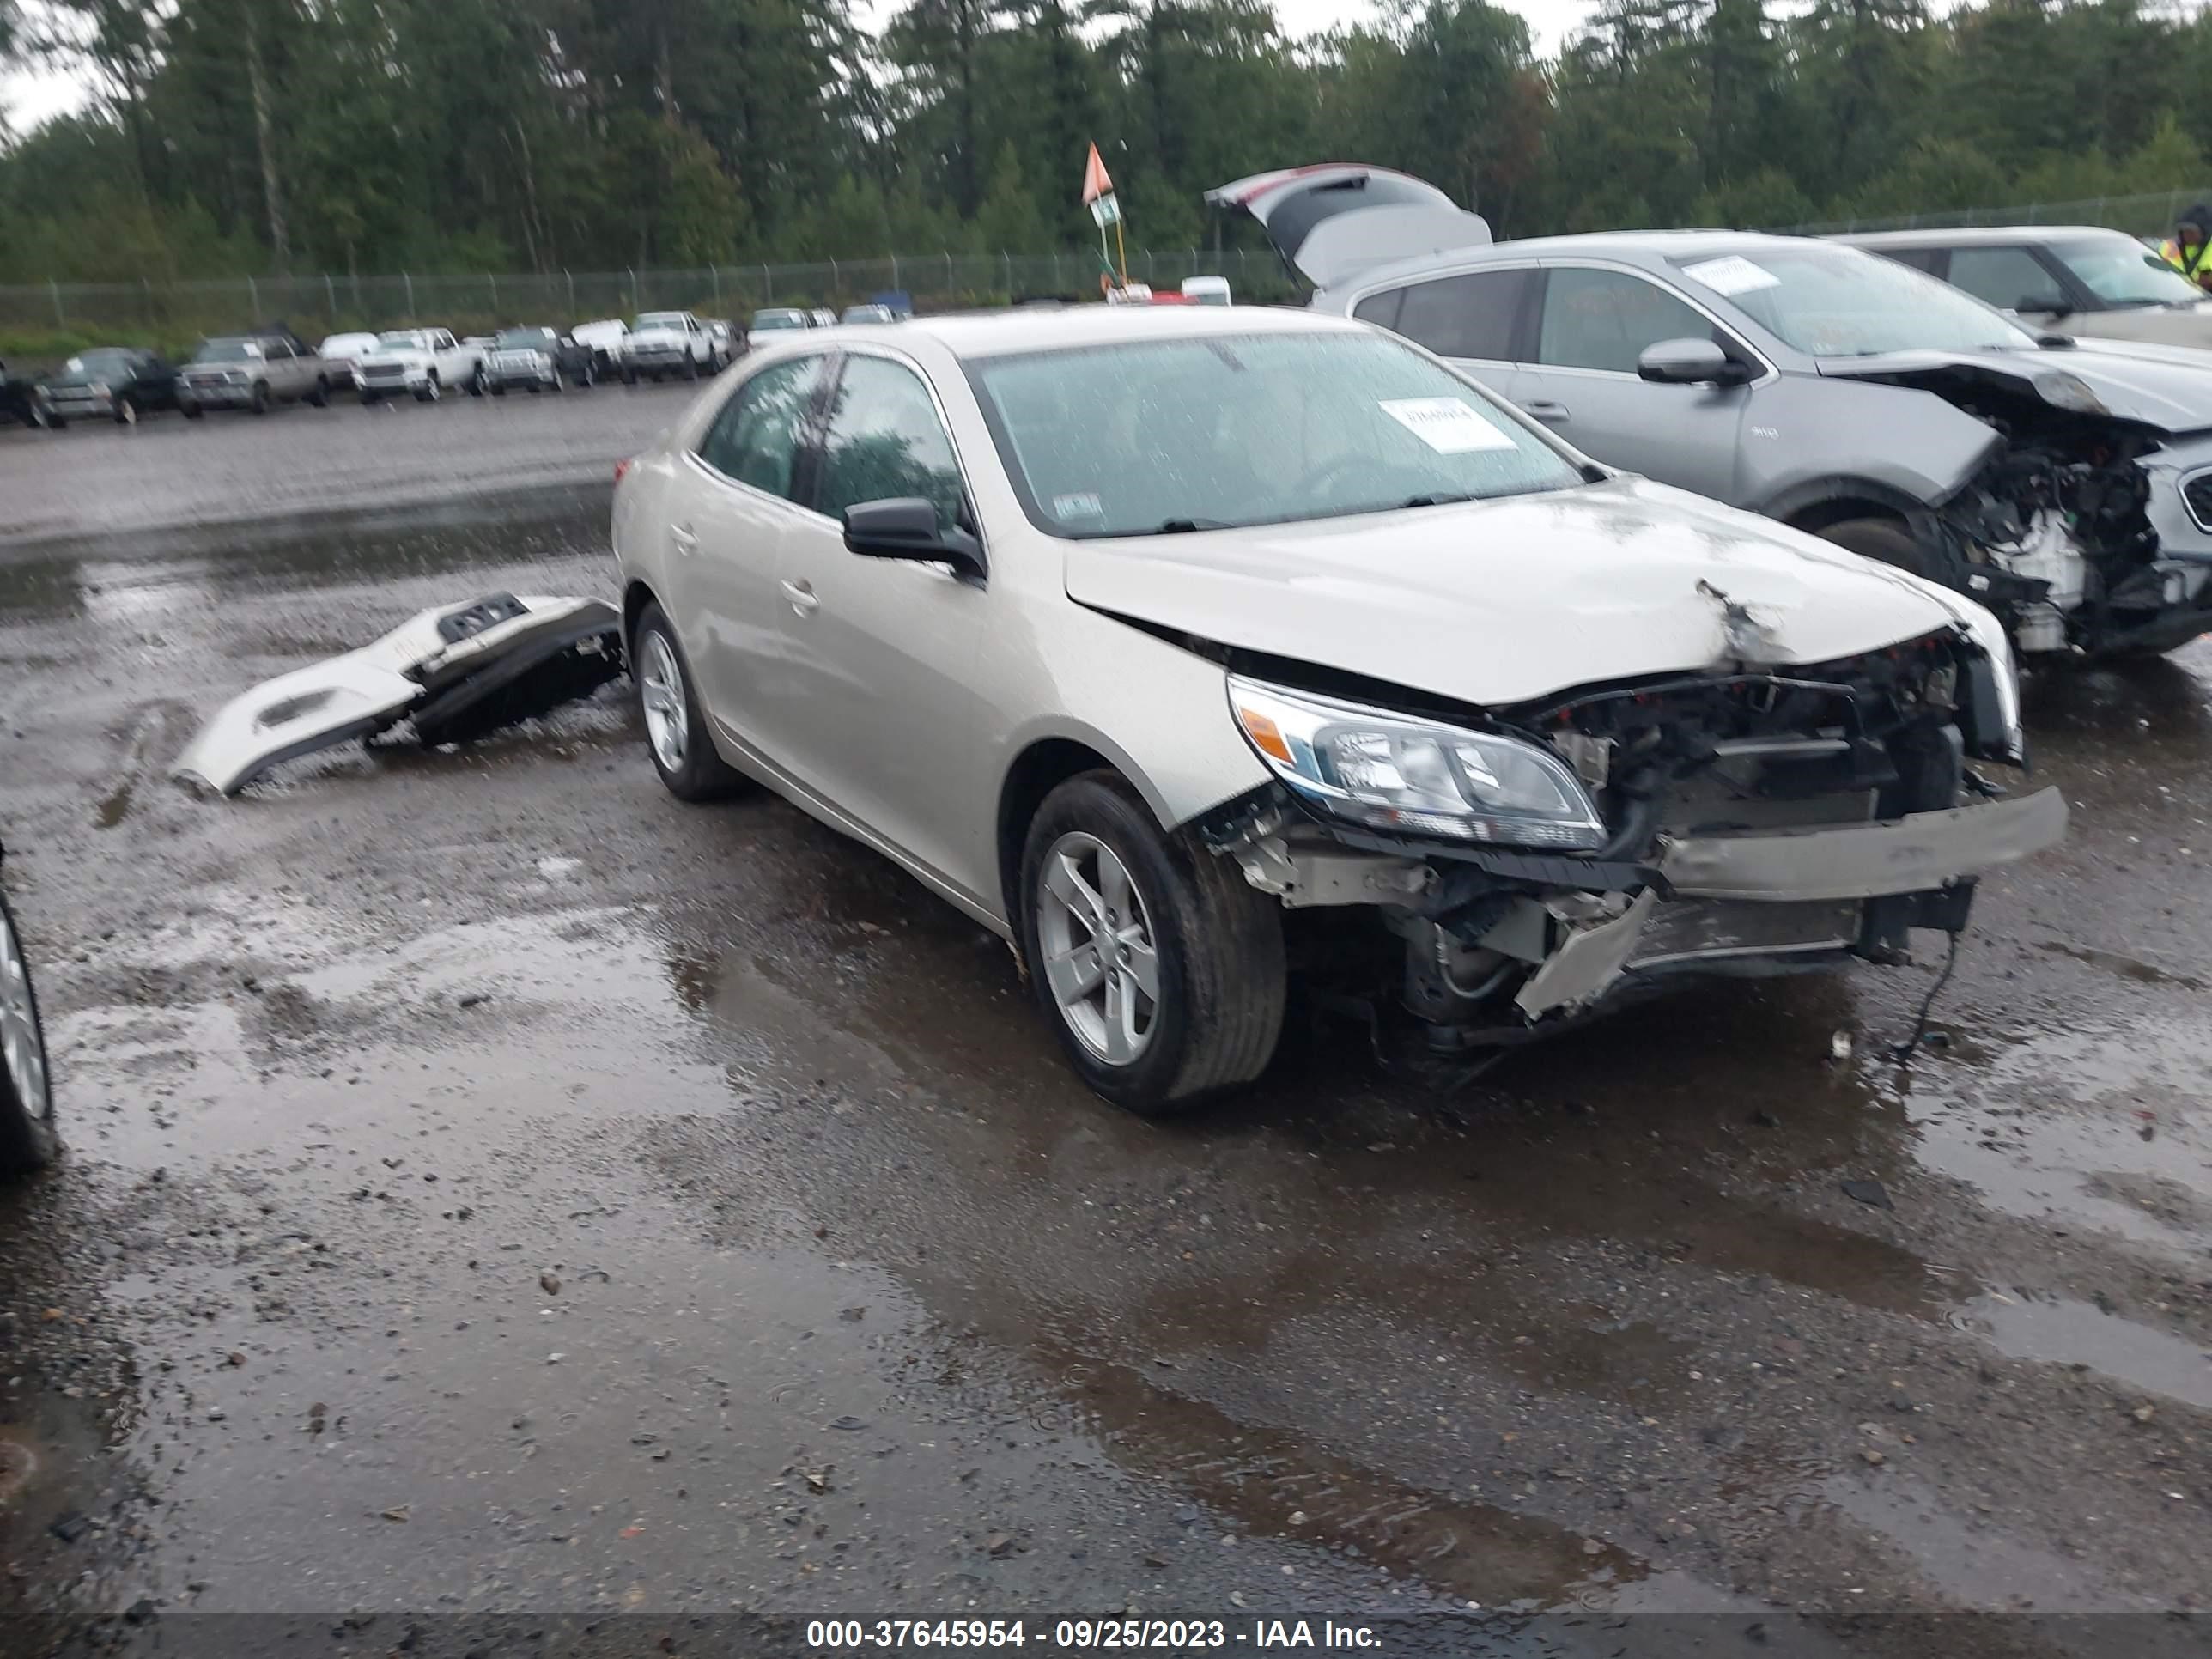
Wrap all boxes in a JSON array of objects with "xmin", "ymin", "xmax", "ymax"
[
  {"xmin": 1061, "ymin": 477, "xmax": 1973, "ymax": 708},
  {"xmin": 361, "ymin": 349, "xmax": 431, "ymax": 365},
  {"xmin": 1818, "ymin": 343, "xmax": 2212, "ymax": 436}
]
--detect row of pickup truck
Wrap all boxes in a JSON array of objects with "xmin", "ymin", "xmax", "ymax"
[{"xmin": 1, "ymin": 311, "xmax": 743, "ymax": 428}]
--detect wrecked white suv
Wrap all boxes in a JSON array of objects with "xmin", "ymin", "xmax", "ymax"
[{"xmin": 612, "ymin": 306, "xmax": 2066, "ymax": 1115}]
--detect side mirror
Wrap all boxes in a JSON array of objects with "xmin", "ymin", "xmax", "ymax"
[
  {"xmin": 1638, "ymin": 337, "xmax": 1751, "ymax": 386},
  {"xmin": 842, "ymin": 497, "xmax": 986, "ymax": 580},
  {"xmin": 2017, "ymin": 295, "xmax": 2070, "ymax": 319}
]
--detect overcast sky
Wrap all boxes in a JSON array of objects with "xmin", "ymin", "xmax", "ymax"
[{"xmin": 1, "ymin": 0, "xmax": 1597, "ymax": 134}]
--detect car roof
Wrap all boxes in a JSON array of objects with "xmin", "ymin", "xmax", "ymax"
[
  {"xmin": 1836, "ymin": 226, "xmax": 2126, "ymax": 249},
  {"xmin": 1339, "ymin": 228, "xmax": 1834, "ymax": 291},
  {"xmin": 900, "ymin": 302, "xmax": 1366, "ymax": 360}
]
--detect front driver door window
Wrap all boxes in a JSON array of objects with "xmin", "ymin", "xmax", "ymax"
[
  {"xmin": 1943, "ymin": 246, "xmax": 2071, "ymax": 319},
  {"xmin": 1521, "ymin": 264, "xmax": 1752, "ymax": 503},
  {"xmin": 771, "ymin": 353, "xmax": 996, "ymax": 902}
]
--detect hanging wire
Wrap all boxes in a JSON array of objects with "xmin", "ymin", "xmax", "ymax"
[{"xmin": 1891, "ymin": 933, "xmax": 1964, "ymax": 1062}]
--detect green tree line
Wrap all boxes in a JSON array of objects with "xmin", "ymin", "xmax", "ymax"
[{"xmin": 5, "ymin": 0, "xmax": 2212, "ymax": 285}]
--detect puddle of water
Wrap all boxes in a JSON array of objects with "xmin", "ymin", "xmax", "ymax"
[
  {"xmin": 1900, "ymin": 1016, "xmax": 2212, "ymax": 1255},
  {"xmin": 1823, "ymin": 1474, "xmax": 2160, "ymax": 1612},
  {"xmin": 1036, "ymin": 1340, "xmax": 1658, "ymax": 1613},
  {"xmin": 1954, "ymin": 1291, "xmax": 2212, "ymax": 1410},
  {"xmin": 2039, "ymin": 942, "xmax": 2208, "ymax": 994}
]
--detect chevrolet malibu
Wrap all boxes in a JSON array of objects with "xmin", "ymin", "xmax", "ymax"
[{"xmin": 611, "ymin": 307, "xmax": 2066, "ymax": 1115}]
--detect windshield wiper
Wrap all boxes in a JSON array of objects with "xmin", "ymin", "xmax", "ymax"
[
  {"xmin": 1400, "ymin": 492, "xmax": 1479, "ymax": 509},
  {"xmin": 1150, "ymin": 517, "xmax": 1231, "ymax": 534}
]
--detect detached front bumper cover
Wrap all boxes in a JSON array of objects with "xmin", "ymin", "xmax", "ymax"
[{"xmin": 174, "ymin": 592, "xmax": 623, "ymax": 796}]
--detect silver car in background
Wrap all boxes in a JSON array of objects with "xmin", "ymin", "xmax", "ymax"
[
  {"xmin": 1228, "ymin": 168, "xmax": 2212, "ymax": 658},
  {"xmin": 611, "ymin": 306, "xmax": 2062, "ymax": 1115},
  {"xmin": 1838, "ymin": 226, "xmax": 2212, "ymax": 351}
]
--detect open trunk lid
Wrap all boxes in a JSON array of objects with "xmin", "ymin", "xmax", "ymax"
[{"xmin": 1204, "ymin": 165, "xmax": 1491, "ymax": 292}]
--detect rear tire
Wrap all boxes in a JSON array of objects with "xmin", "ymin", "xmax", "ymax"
[
  {"xmin": 1813, "ymin": 516, "xmax": 1935, "ymax": 580},
  {"xmin": 250, "ymin": 381, "xmax": 270, "ymax": 416},
  {"xmin": 623, "ymin": 365, "xmax": 638, "ymax": 386},
  {"xmin": 180, "ymin": 399, "xmax": 203, "ymax": 420},
  {"xmin": 307, "ymin": 376, "xmax": 330, "ymax": 408},
  {"xmin": 631, "ymin": 601, "xmax": 746, "ymax": 803},
  {"xmin": 0, "ymin": 888, "xmax": 58, "ymax": 1177},
  {"xmin": 469, "ymin": 365, "xmax": 487, "ymax": 397},
  {"xmin": 1018, "ymin": 772, "xmax": 1285, "ymax": 1116}
]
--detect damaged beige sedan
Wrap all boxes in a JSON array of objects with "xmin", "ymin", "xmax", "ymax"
[{"xmin": 612, "ymin": 304, "xmax": 2066, "ymax": 1115}]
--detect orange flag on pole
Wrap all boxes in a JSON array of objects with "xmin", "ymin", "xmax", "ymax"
[{"xmin": 1081, "ymin": 143, "xmax": 1114, "ymax": 205}]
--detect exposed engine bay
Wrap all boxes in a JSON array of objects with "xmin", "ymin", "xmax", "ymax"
[
  {"xmin": 1845, "ymin": 359, "xmax": 2212, "ymax": 656},
  {"xmin": 1202, "ymin": 628, "xmax": 2066, "ymax": 1052}
]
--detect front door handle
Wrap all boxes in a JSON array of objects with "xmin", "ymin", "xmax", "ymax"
[
  {"xmin": 670, "ymin": 523, "xmax": 699, "ymax": 555},
  {"xmin": 1522, "ymin": 399, "xmax": 1570, "ymax": 422},
  {"xmin": 781, "ymin": 578, "xmax": 820, "ymax": 617}
]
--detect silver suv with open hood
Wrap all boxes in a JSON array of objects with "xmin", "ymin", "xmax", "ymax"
[
  {"xmin": 1223, "ymin": 167, "xmax": 2212, "ymax": 659},
  {"xmin": 611, "ymin": 305, "xmax": 2063, "ymax": 1115}
]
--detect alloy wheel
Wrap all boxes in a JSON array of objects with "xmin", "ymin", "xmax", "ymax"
[
  {"xmin": 1036, "ymin": 831, "xmax": 1159, "ymax": 1066},
  {"xmin": 639, "ymin": 629, "xmax": 689, "ymax": 774},
  {"xmin": 0, "ymin": 903, "xmax": 50, "ymax": 1126}
]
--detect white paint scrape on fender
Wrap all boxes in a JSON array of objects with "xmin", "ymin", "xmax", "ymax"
[{"xmin": 174, "ymin": 593, "xmax": 622, "ymax": 797}]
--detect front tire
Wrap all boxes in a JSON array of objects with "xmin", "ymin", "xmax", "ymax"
[
  {"xmin": 623, "ymin": 364, "xmax": 638, "ymax": 386},
  {"xmin": 469, "ymin": 365, "xmax": 487, "ymax": 397},
  {"xmin": 0, "ymin": 888, "xmax": 58, "ymax": 1176},
  {"xmin": 631, "ymin": 601, "xmax": 746, "ymax": 802},
  {"xmin": 415, "ymin": 372, "xmax": 441, "ymax": 404},
  {"xmin": 1018, "ymin": 772, "xmax": 1285, "ymax": 1116},
  {"xmin": 114, "ymin": 394, "xmax": 138, "ymax": 427},
  {"xmin": 250, "ymin": 381, "xmax": 271, "ymax": 416},
  {"xmin": 180, "ymin": 398, "xmax": 203, "ymax": 420},
  {"xmin": 307, "ymin": 376, "xmax": 331, "ymax": 408},
  {"xmin": 1813, "ymin": 516, "xmax": 1935, "ymax": 580}
]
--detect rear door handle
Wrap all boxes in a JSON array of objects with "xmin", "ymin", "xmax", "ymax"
[
  {"xmin": 670, "ymin": 523, "xmax": 698, "ymax": 555},
  {"xmin": 1522, "ymin": 399, "xmax": 1570, "ymax": 422},
  {"xmin": 781, "ymin": 578, "xmax": 819, "ymax": 617}
]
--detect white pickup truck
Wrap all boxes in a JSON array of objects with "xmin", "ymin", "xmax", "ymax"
[
  {"xmin": 354, "ymin": 328, "xmax": 487, "ymax": 404},
  {"xmin": 620, "ymin": 312, "xmax": 729, "ymax": 382}
]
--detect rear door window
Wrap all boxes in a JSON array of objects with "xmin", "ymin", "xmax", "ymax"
[
  {"xmin": 1382, "ymin": 268, "xmax": 1532, "ymax": 362},
  {"xmin": 696, "ymin": 356, "xmax": 827, "ymax": 502},
  {"xmin": 1535, "ymin": 267, "xmax": 1717, "ymax": 374}
]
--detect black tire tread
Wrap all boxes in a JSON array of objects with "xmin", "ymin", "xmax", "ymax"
[
  {"xmin": 632, "ymin": 600, "xmax": 748, "ymax": 803},
  {"xmin": 0, "ymin": 890, "xmax": 58, "ymax": 1176},
  {"xmin": 1814, "ymin": 516, "xmax": 1931, "ymax": 579},
  {"xmin": 1021, "ymin": 770, "xmax": 1285, "ymax": 1115}
]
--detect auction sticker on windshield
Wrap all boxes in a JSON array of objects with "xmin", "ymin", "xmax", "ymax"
[
  {"xmin": 1681, "ymin": 255, "xmax": 1781, "ymax": 296},
  {"xmin": 1378, "ymin": 397, "xmax": 1516, "ymax": 453}
]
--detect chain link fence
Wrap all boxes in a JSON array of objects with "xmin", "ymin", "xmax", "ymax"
[
  {"xmin": 0, "ymin": 249, "xmax": 1300, "ymax": 351},
  {"xmin": 1780, "ymin": 186, "xmax": 2211, "ymax": 237}
]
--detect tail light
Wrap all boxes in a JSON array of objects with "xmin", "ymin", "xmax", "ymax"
[{"xmin": 614, "ymin": 457, "xmax": 635, "ymax": 486}]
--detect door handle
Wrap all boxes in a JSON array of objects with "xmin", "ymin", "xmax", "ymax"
[
  {"xmin": 1522, "ymin": 399, "xmax": 1571, "ymax": 422},
  {"xmin": 670, "ymin": 523, "xmax": 698, "ymax": 555},
  {"xmin": 781, "ymin": 578, "xmax": 820, "ymax": 617}
]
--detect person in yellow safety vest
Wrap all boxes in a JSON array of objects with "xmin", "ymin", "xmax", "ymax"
[{"xmin": 2160, "ymin": 204, "xmax": 2212, "ymax": 290}]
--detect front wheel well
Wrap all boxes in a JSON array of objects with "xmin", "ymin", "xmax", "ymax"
[{"xmin": 997, "ymin": 738, "xmax": 1118, "ymax": 938}]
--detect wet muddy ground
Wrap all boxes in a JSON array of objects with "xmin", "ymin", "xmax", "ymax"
[{"xmin": 0, "ymin": 409, "xmax": 2208, "ymax": 1653}]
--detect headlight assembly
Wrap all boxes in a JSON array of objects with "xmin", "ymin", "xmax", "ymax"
[{"xmin": 1226, "ymin": 676, "xmax": 1606, "ymax": 851}]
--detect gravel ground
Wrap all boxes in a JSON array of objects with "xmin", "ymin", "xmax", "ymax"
[{"xmin": 0, "ymin": 405, "xmax": 2207, "ymax": 1657}]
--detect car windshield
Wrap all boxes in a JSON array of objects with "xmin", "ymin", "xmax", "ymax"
[
  {"xmin": 66, "ymin": 349, "xmax": 133, "ymax": 374},
  {"xmin": 968, "ymin": 330, "xmax": 1585, "ymax": 539},
  {"xmin": 377, "ymin": 331, "xmax": 429, "ymax": 349},
  {"xmin": 842, "ymin": 307, "xmax": 891, "ymax": 323},
  {"xmin": 1673, "ymin": 245, "xmax": 2038, "ymax": 356},
  {"xmin": 195, "ymin": 340, "xmax": 260, "ymax": 362},
  {"xmin": 2047, "ymin": 234, "xmax": 2207, "ymax": 307},
  {"xmin": 751, "ymin": 311, "xmax": 807, "ymax": 330},
  {"xmin": 635, "ymin": 313, "xmax": 686, "ymax": 330},
  {"xmin": 495, "ymin": 329, "xmax": 555, "ymax": 348}
]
